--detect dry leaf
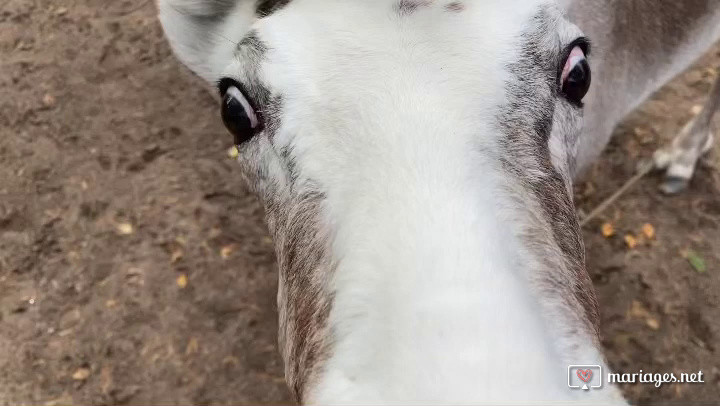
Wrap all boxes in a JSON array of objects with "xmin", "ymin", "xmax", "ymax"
[
  {"xmin": 116, "ymin": 223, "xmax": 134, "ymax": 235},
  {"xmin": 105, "ymin": 299, "xmax": 117, "ymax": 308},
  {"xmin": 642, "ymin": 223, "xmax": 655, "ymax": 240},
  {"xmin": 176, "ymin": 274, "xmax": 188, "ymax": 288},
  {"xmin": 42, "ymin": 93, "xmax": 56, "ymax": 107},
  {"xmin": 72, "ymin": 367, "xmax": 90, "ymax": 381},
  {"xmin": 220, "ymin": 245, "xmax": 234, "ymax": 259},
  {"xmin": 646, "ymin": 318, "xmax": 660, "ymax": 330},
  {"xmin": 628, "ymin": 301, "xmax": 661, "ymax": 330},
  {"xmin": 170, "ymin": 248, "xmax": 184, "ymax": 264},
  {"xmin": 624, "ymin": 234, "xmax": 638, "ymax": 249},
  {"xmin": 681, "ymin": 249, "xmax": 707, "ymax": 273},
  {"xmin": 691, "ymin": 104, "xmax": 703, "ymax": 115},
  {"xmin": 222, "ymin": 355, "xmax": 240, "ymax": 366},
  {"xmin": 126, "ymin": 267, "xmax": 142, "ymax": 276},
  {"xmin": 185, "ymin": 338, "xmax": 199, "ymax": 355},
  {"xmin": 601, "ymin": 223, "xmax": 615, "ymax": 238},
  {"xmin": 627, "ymin": 300, "xmax": 650, "ymax": 319}
]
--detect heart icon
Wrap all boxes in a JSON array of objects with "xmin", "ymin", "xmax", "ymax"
[{"xmin": 577, "ymin": 369, "xmax": 593, "ymax": 383}]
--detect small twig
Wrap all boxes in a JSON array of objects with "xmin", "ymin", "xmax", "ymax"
[{"xmin": 580, "ymin": 160, "xmax": 654, "ymax": 228}]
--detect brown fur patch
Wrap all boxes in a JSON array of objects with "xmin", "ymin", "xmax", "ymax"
[
  {"xmin": 232, "ymin": 36, "xmax": 335, "ymax": 402},
  {"xmin": 265, "ymin": 188, "xmax": 335, "ymax": 403},
  {"xmin": 498, "ymin": 7, "xmax": 601, "ymax": 345}
]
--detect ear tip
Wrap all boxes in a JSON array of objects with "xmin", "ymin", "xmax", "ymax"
[{"xmin": 158, "ymin": 0, "xmax": 247, "ymax": 83}]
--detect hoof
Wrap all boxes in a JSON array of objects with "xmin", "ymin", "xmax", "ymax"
[{"xmin": 660, "ymin": 176, "xmax": 689, "ymax": 195}]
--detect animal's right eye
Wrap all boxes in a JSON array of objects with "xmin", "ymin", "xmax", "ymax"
[
  {"xmin": 560, "ymin": 45, "xmax": 591, "ymax": 106},
  {"xmin": 220, "ymin": 81, "xmax": 260, "ymax": 145}
]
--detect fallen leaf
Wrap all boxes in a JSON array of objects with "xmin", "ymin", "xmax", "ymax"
[
  {"xmin": 105, "ymin": 299, "xmax": 116, "ymax": 308},
  {"xmin": 227, "ymin": 146, "xmax": 239, "ymax": 159},
  {"xmin": 116, "ymin": 223, "xmax": 134, "ymax": 235},
  {"xmin": 624, "ymin": 234, "xmax": 638, "ymax": 249},
  {"xmin": 185, "ymin": 338, "xmax": 199, "ymax": 355},
  {"xmin": 642, "ymin": 223, "xmax": 655, "ymax": 240},
  {"xmin": 42, "ymin": 93, "xmax": 56, "ymax": 108},
  {"xmin": 646, "ymin": 318, "xmax": 660, "ymax": 330},
  {"xmin": 682, "ymin": 250, "xmax": 706, "ymax": 273},
  {"xmin": 220, "ymin": 245, "xmax": 234, "ymax": 259},
  {"xmin": 72, "ymin": 367, "xmax": 90, "ymax": 381},
  {"xmin": 691, "ymin": 104, "xmax": 703, "ymax": 115},
  {"xmin": 222, "ymin": 355, "xmax": 239, "ymax": 366},
  {"xmin": 170, "ymin": 248, "xmax": 184, "ymax": 264},
  {"xmin": 601, "ymin": 223, "xmax": 615, "ymax": 238},
  {"xmin": 176, "ymin": 274, "xmax": 188, "ymax": 288},
  {"xmin": 627, "ymin": 300, "xmax": 650, "ymax": 319},
  {"xmin": 126, "ymin": 267, "xmax": 142, "ymax": 276}
]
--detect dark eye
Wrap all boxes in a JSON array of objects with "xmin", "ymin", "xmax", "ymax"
[
  {"xmin": 561, "ymin": 45, "xmax": 591, "ymax": 105},
  {"xmin": 221, "ymin": 83, "xmax": 260, "ymax": 145}
]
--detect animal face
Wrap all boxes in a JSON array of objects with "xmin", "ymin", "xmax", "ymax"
[{"xmin": 160, "ymin": 0, "xmax": 598, "ymax": 401}]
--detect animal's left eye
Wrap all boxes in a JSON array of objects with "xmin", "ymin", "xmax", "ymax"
[
  {"xmin": 220, "ymin": 83, "xmax": 260, "ymax": 145},
  {"xmin": 561, "ymin": 45, "xmax": 591, "ymax": 105}
]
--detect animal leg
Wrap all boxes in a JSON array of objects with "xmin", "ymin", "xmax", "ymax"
[{"xmin": 654, "ymin": 73, "xmax": 720, "ymax": 194}]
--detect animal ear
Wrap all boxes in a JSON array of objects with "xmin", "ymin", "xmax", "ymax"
[{"xmin": 158, "ymin": 0, "xmax": 256, "ymax": 82}]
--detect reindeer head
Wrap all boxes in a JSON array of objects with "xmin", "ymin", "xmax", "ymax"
[{"xmin": 159, "ymin": 0, "xmax": 609, "ymax": 403}]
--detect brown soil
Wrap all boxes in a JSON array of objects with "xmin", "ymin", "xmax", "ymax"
[{"xmin": 1, "ymin": 1, "xmax": 718, "ymax": 404}]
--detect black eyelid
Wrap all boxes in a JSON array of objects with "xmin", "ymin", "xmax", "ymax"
[
  {"xmin": 568, "ymin": 36, "xmax": 591, "ymax": 57},
  {"xmin": 218, "ymin": 78, "xmax": 250, "ymax": 98}
]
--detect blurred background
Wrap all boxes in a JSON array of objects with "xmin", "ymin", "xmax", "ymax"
[{"xmin": 1, "ymin": 1, "xmax": 719, "ymax": 404}]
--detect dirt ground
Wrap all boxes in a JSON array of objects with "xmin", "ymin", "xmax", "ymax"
[{"xmin": 0, "ymin": 1, "xmax": 718, "ymax": 405}]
